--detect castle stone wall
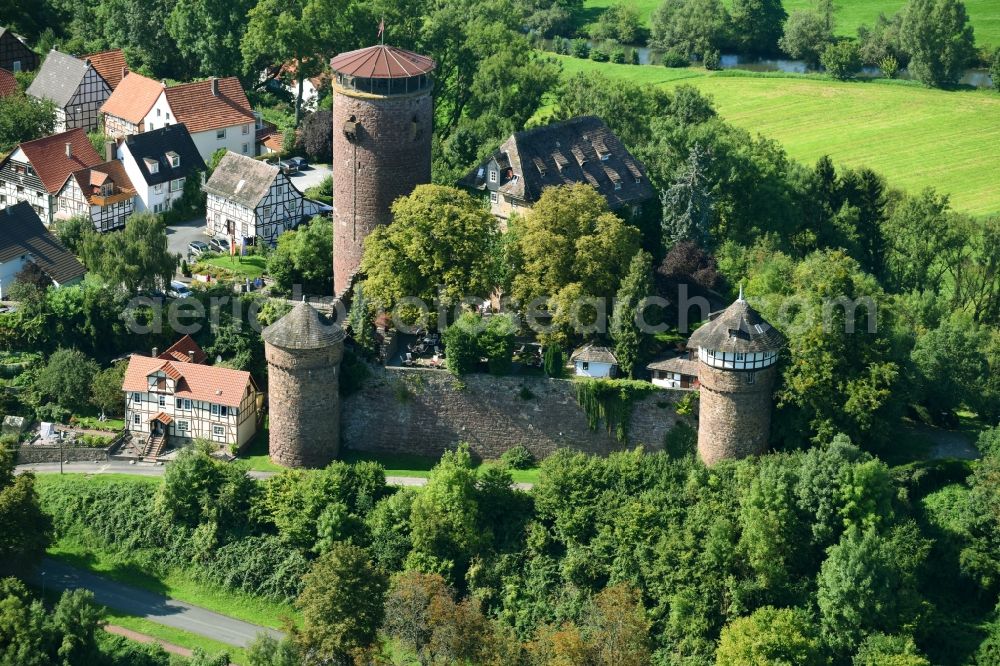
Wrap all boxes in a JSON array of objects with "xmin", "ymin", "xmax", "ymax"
[
  {"xmin": 265, "ymin": 342, "xmax": 343, "ymax": 468},
  {"xmin": 331, "ymin": 85, "xmax": 433, "ymax": 297},
  {"xmin": 342, "ymin": 367, "xmax": 690, "ymax": 460},
  {"xmin": 696, "ymin": 363, "xmax": 778, "ymax": 465}
]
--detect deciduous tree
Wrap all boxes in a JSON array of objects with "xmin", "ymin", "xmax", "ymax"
[
  {"xmin": 716, "ymin": 606, "xmax": 826, "ymax": 666},
  {"xmin": 900, "ymin": 0, "xmax": 976, "ymax": 87}
]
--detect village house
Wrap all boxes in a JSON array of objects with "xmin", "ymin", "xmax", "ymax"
[
  {"xmin": 203, "ymin": 151, "xmax": 311, "ymax": 246},
  {"xmin": 83, "ymin": 49, "xmax": 128, "ymax": 91},
  {"xmin": 0, "ymin": 27, "xmax": 39, "ymax": 73},
  {"xmin": 570, "ymin": 342, "xmax": 619, "ymax": 378},
  {"xmin": 118, "ymin": 124, "xmax": 206, "ymax": 214},
  {"xmin": 27, "ymin": 50, "xmax": 111, "ymax": 132},
  {"xmin": 100, "ymin": 72, "xmax": 171, "ymax": 138},
  {"xmin": 0, "ymin": 201, "xmax": 86, "ymax": 293},
  {"xmin": 460, "ymin": 115, "xmax": 656, "ymax": 223},
  {"xmin": 0, "ymin": 68, "xmax": 16, "ymax": 98},
  {"xmin": 0, "ymin": 127, "xmax": 103, "ymax": 224},
  {"xmin": 54, "ymin": 154, "xmax": 137, "ymax": 232},
  {"xmin": 647, "ymin": 356, "xmax": 700, "ymax": 389},
  {"xmin": 264, "ymin": 60, "xmax": 329, "ymax": 111},
  {"xmin": 101, "ymin": 73, "xmax": 256, "ymax": 161},
  {"xmin": 156, "ymin": 335, "xmax": 208, "ymax": 364},
  {"xmin": 122, "ymin": 351, "xmax": 262, "ymax": 457}
]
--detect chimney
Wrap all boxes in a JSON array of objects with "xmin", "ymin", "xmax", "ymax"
[
  {"xmin": 211, "ymin": 77, "xmax": 218, "ymax": 96},
  {"xmin": 122, "ymin": 66, "xmax": 128, "ymax": 80},
  {"xmin": 152, "ymin": 347, "xmax": 159, "ymax": 357},
  {"xmin": 160, "ymin": 79, "xmax": 167, "ymax": 87},
  {"xmin": 105, "ymin": 140, "xmax": 115, "ymax": 162},
  {"xmin": 189, "ymin": 350, "xmax": 196, "ymax": 361},
  {"xmin": 65, "ymin": 143, "xmax": 71, "ymax": 159}
]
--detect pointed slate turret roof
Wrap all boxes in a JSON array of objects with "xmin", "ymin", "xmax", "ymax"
[
  {"xmin": 262, "ymin": 301, "xmax": 345, "ymax": 350},
  {"xmin": 687, "ymin": 293, "xmax": 786, "ymax": 354}
]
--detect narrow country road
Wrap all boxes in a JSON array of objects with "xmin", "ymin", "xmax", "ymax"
[{"xmin": 31, "ymin": 558, "xmax": 283, "ymax": 648}]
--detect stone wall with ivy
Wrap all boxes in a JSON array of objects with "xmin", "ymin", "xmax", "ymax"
[{"xmin": 341, "ymin": 366, "xmax": 696, "ymax": 461}]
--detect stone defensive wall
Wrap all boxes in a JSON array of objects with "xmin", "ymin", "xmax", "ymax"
[{"xmin": 342, "ymin": 366, "xmax": 694, "ymax": 460}]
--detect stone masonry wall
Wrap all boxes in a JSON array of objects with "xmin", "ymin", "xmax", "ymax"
[
  {"xmin": 697, "ymin": 363, "xmax": 778, "ymax": 465},
  {"xmin": 266, "ymin": 342, "xmax": 343, "ymax": 468},
  {"xmin": 342, "ymin": 367, "xmax": 691, "ymax": 460},
  {"xmin": 16, "ymin": 446, "xmax": 110, "ymax": 464},
  {"xmin": 331, "ymin": 85, "xmax": 433, "ymax": 296}
]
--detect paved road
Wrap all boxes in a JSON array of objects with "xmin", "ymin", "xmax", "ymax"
[
  {"xmin": 32, "ymin": 559, "xmax": 283, "ymax": 648},
  {"xmin": 16, "ymin": 460, "xmax": 531, "ymax": 489},
  {"xmin": 286, "ymin": 163, "xmax": 331, "ymax": 193},
  {"xmin": 166, "ymin": 216, "xmax": 208, "ymax": 260}
]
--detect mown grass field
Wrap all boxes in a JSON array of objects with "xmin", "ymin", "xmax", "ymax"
[
  {"xmin": 581, "ymin": 0, "xmax": 1000, "ymax": 48},
  {"xmin": 550, "ymin": 56, "xmax": 1000, "ymax": 216}
]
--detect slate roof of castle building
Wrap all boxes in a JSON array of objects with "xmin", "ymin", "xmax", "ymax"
[
  {"xmin": 203, "ymin": 151, "xmax": 281, "ymax": 208},
  {"xmin": 84, "ymin": 49, "xmax": 127, "ymax": 89},
  {"xmin": 0, "ymin": 68, "xmax": 16, "ymax": 97},
  {"xmin": 570, "ymin": 342, "xmax": 618, "ymax": 365},
  {"xmin": 262, "ymin": 301, "xmax": 345, "ymax": 350},
  {"xmin": 13, "ymin": 127, "xmax": 103, "ymax": 193},
  {"xmin": 687, "ymin": 294, "xmax": 786, "ymax": 354},
  {"xmin": 460, "ymin": 116, "xmax": 655, "ymax": 208},
  {"xmin": 123, "ymin": 124, "xmax": 205, "ymax": 186},
  {"xmin": 330, "ymin": 45, "xmax": 435, "ymax": 79},
  {"xmin": 0, "ymin": 202, "xmax": 86, "ymax": 284},
  {"xmin": 163, "ymin": 77, "xmax": 253, "ymax": 133},
  {"xmin": 26, "ymin": 50, "xmax": 90, "ymax": 107},
  {"xmin": 101, "ymin": 72, "xmax": 165, "ymax": 123}
]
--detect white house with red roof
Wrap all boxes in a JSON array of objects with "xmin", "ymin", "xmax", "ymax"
[{"xmin": 122, "ymin": 350, "xmax": 262, "ymax": 456}]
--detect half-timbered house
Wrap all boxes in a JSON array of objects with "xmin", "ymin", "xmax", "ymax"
[
  {"xmin": 118, "ymin": 124, "xmax": 205, "ymax": 214},
  {"xmin": 203, "ymin": 151, "xmax": 308, "ymax": 246},
  {"xmin": 122, "ymin": 353, "xmax": 262, "ymax": 455},
  {"xmin": 55, "ymin": 159, "xmax": 137, "ymax": 232},
  {"xmin": 83, "ymin": 49, "xmax": 128, "ymax": 91},
  {"xmin": 0, "ymin": 27, "xmax": 39, "ymax": 73},
  {"xmin": 27, "ymin": 50, "xmax": 111, "ymax": 132},
  {"xmin": 100, "ymin": 72, "xmax": 171, "ymax": 138},
  {"xmin": 0, "ymin": 128, "xmax": 103, "ymax": 224}
]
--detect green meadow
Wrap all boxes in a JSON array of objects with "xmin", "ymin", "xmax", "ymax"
[
  {"xmin": 549, "ymin": 56, "xmax": 1000, "ymax": 216},
  {"xmin": 581, "ymin": 0, "xmax": 1000, "ymax": 48}
]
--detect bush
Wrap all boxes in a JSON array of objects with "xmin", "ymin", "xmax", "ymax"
[
  {"xmin": 610, "ymin": 47, "xmax": 626, "ymax": 64},
  {"xmin": 704, "ymin": 49, "xmax": 721, "ymax": 70},
  {"xmin": 501, "ymin": 445, "xmax": 535, "ymax": 470},
  {"xmin": 590, "ymin": 47, "xmax": 609, "ymax": 62},
  {"xmin": 822, "ymin": 41, "xmax": 863, "ymax": 80},
  {"xmin": 662, "ymin": 50, "xmax": 689, "ymax": 68},
  {"xmin": 630, "ymin": 48, "xmax": 640, "ymax": 65},
  {"xmin": 543, "ymin": 344, "xmax": 563, "ymax": 378},
  {"xmin": 978, "ymin": 426, "xmax": 1000, "ymax": 458},
  {"xmin": 571, "ymin": 39, "xmax": 591, "ymax": 59}
]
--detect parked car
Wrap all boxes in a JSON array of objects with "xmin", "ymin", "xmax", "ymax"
[
  {"xmin": 208, "ymin": 237, "xmax": 228, "ymax": 254},
  {"xmin": 187, "ymin": 240, "xmax": 209, "ymax": 258},
  {"xmin": 287, "ymin": 156, "xmax": 308, "ymax": 170},
  {"xmin": 168, "ymin": 280, "xmax": 193, "ymax": 299},
  {"xmin": 275, "ymin": 158, "xmax": 298, "ymax": 175}
]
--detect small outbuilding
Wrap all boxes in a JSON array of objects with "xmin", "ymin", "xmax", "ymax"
[
  {"xmin": 647, "ymin": 356, "xmax": 700, "ymax": 389},
  {"xmin": 570, "ymin": 342, "xmax": 618, "ymax": 378}
]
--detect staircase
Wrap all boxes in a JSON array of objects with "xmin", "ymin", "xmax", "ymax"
[{"xmin": 141, "ymin": 434, "xmax": 167, "ymax": 461}]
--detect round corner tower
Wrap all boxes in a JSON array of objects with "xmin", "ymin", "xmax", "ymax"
[
  {"xmin": 262, "ymin": 302, "xmax": 345, "ymax": 468},
  {"xmin": 688, "ymin": 292, "xmax": 786, "ymax": 465},
  {"xmin": 330, "ymin": 44, "xmax": 436, "ymax": 298}
]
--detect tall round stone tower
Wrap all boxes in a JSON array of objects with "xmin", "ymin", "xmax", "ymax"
[
  {"xmin": 262, "ymin": 301, "xmax": 345, "ymax": 467},
  {"xmin": 687, "ymin": 291, "xmax": 786, "ymax": 465},
  {"xmin": 329, "ymin": 44, "xmax": 436, "ymax": 298}
]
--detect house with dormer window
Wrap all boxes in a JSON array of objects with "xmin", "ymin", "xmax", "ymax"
[
  {"xmin": 118, "ymin": 124, "xmax": 206, "ymax": 214},
  {"xmin": 459, "ymin": 115, "xmax": 655, "ymax": 224},
  {"xmin": 122, "ymin": 350, "xmax": 262, "ymax": 457},
  {"xmin": 55, "ymin": 158, "xmax": 137, "ymax": 232}
]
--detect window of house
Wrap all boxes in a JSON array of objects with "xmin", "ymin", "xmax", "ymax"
[
  {"xmin": 158, "ymin": 395, "xmax": 165, "ymax": 406},
  {"xmin": 149, "ymin": 161, "xmax": 159, "ymax": 174},
  {"xmin": 175, "ymin": 398, "xmax": 183, "ymax": 408},
  {"xmin": 169, "ymin": 178, "xmax": 184, "ymax": 192},
  {"xmin": 233, "ymin": 407, "xmax": 239, "ymax": 416},
  {"xmin": 211, "ymin": 404, "xmax": 219, "ymax": 416},
  {"xmin": 600, "ymin": 153, "xmax": 610, "ymax": 161},
  {"xmin": 634, "ymin": 176, "xmax": 641, "ymax": 184},
  {"xmin": 132, "ymin": 392, "xmax": 140, "ymax": 403},
  {"xmin": 242, "ymin": 143, "xmax": 249, "ymax": 154},
  {"xmin": 154, "ymin": 183, "xmax": 163, "ymax": 195},
  {"xmin": 12, "ymin": 60, "xmax": 21, "ymax": 72},
  {"xmin": 613, "ymin": 181, "xmax": 622, "ymax": 191},
  {"xmin": 490, "ymin": 191, "xmax": 498, "ymax": 204},
  {"xmin": 735, "ymin": 352, "xmax": 745, "ymax": 361},
  {"xmin": 101, "ymin": 183, "xmax": 113, "ymax": 196},
  {"xmin": 166, "ymin": 112, "xmax": 170, "ymax": 120},
  {"xmin": 262, "ymin": 206, "xmax": 271, "ymax": 218},
  {"xmin": 746, "ymin": 372, "xmax": 756, "ymax": 385},
  {"xmin": 242, "ymin": 124, "xmax": 250, "ymax": 135},
  {"xmin": 216, "ymin": 128, "xmax": 226, "ymax": 139},
  {"xmin": 0, "ymin": 195, "xmax": 5, "ymax": 203},
  {"xmin": 178, "ymin": 421, "xmax": 188, "ymax": 432},
  {"xmin": 582, "ymin": 361, "xmax": 589, "ymax": 370},
  {"xmin": 220, "ymin": 406, "xmax": 228, "ymax": 417},
  {"xmin": 184, "ymin": 399, "xmax": 191, "ymax": 410},
  {"xmin": 25, "ymin": 165, "xmax": 33, "ymax": 176},
  {"xmin": 16, "ymin": 185, "xmax": 23, "ymax": 194},
  {"xmin": 153, "ymin": 202, "xmax": 163, "ymax": 213},
  {"xmin": 157, "ymin": 108, "xmax": 161, "ymax": 117},
  {"xmin": 489, "ymin": 170, "xmax": 497, "ymax": 183},
  {"xmin": 133, "ymin": 414, "xmax": 140, "ymax": 425},
  {"xmin": 169, "ymin": 154, "xmax": 180, "ymax": 168},
  {"xmin": 213, "ymin": 425, "xmax": 225, "ymax": 436}
]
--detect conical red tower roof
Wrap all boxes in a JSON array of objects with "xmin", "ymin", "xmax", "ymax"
[{"xmin": 330, "ymin": 45, "xmax": 435, "ymax": 79}]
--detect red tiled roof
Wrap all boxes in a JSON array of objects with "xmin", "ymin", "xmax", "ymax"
[
  {"xmin": 150, "ymin": 411, "xmax": 173, "ymax": 425},
  {"xmin": 85, "ymin": 49, "xmax": 128, "ymax": 90},
  {"xmin": 100, "ymin": 72, "xmax": 164, "ymax": 124},
  {"xmin": 122, "ymin": 354, "xmax": 255, "ymax": 408},
  {"xmin": 164, "ymin": 77, "xmax": 254, "ymax": 134},
  {"xmin": 0, "ymin": 68, "xmax": 17, "ymax": 97},
  {"xmin": 330, "ymin": 45, "xmax": 435, "ymax": 79},
  {"xmin": 158, "ymin": 335, "xmax": 208, "ymax": 364},
  {"xmin": 17, "ymin": 128, "xmax": 103, "ymax": 194},
  {"xmin": 69, "ymin": 160, "xmax": 136, "ymax": 205}
]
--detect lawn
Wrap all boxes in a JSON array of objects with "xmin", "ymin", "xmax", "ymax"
[
  {"xmin": 581, "ymin": 0, "xmax": 1000, "ymax": 48},
  {"xmin": 550, "ymin": 56, "xmax": 1000, "ymax": 216},
  {"xmin": 195, "ymin": 254, "xmax": 268, "ymax": 280}
]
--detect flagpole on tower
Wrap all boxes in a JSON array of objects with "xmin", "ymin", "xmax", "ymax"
[{"xmin": 378, "ymin": 16, "xmax": 385, "ymax": 45}]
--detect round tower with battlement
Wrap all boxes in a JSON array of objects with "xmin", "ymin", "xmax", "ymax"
[
  {"xmin": 687, "ymin": 291, "xmax": 786, "ymax": 465},
  {"xmin": 329, "ymin": 44, "xmax": 436, "ymax": 298},
  {"xmin": 262, "ymin": 301, "xmax": 345, "ymax": 467}
]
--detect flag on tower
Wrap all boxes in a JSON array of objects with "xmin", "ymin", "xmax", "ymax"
[{"xmin": 377, "ymin": 17, "xmax": 385, "ymax": 41}]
